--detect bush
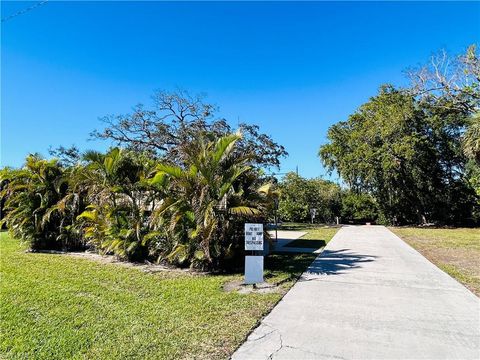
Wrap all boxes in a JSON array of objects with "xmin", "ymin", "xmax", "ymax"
[
  {"xmin": 340, "ymin": 191, "xmax": 379, "ymax": 224},
  {"xmin": 1, "ymin": 134, "xmax": 276, "ymax": 270},
  {"xmin": 0, "ymin": 156, "xmax": 84, "ymax": 250},
  {"xmin": 278, "ymin": 173, "xmax": 341, "ymax": 223}
]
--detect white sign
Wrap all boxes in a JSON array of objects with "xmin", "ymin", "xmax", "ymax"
[
  {"xmin": 245, "ymin": 223, "xmax": 264, "ymax": 251},
  {"xmin": 245, "ymin": 256, "xmax": 264, "ymax": 284}
]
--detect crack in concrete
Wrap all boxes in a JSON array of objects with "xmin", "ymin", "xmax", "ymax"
[
  {"xmin": 249, "ymin": 327, "xmax": 277, "ymax": 342},
  {"xmin": 260, "ymin": 330, "xmax": 348, "ymax": 360},
  {"xmin": 267, "ymin": 331, "xmax": 283, "ymax": 360}
]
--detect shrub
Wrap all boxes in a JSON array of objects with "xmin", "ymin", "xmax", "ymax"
[
  {"xmin": 340, "ymin": 191, "xmax": 379, "ymax": 224},
  {"xmin": 278, "ymin": 173, "xmax": 341, "ymax": 223},
  {"xmin": 1, "ymin": 134, "xmax": 276, "ymax": 270},
  {"xmin": 0, "ymin": 156, "xmax": 84, "ymax": 250}
]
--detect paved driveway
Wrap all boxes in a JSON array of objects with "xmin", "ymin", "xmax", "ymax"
[
  {"xmin": 233, "ymin": 225, "xmax": 480, "ymax": 360},
  {"xmin": 267, "ymin": 230, "xmax": 322, "ymax": 253}
]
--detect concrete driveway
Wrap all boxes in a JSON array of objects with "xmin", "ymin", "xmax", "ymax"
[
  {"xmin": 233, "ymin": 225, "xmax": 480, "ymax": 360},
  {"xmin": 268, "ymin": 230, "xmax": 321, "ymax": 253}
]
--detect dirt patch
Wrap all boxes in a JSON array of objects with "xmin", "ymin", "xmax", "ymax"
[
  {"xmin": 223, "ymin": 279, "xmax": 284, "ymax": 294},
  {"xmin": 418, "ymin": 247, "xmax": 479, "ymax": 275},
  {"xmin": 29, "ymin": 249, "xmax": 206, "ymax": 275}
]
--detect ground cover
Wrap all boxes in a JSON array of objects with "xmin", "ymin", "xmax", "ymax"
[
  {"xmin": 0, "ymin": 232, "xmax": 316, "ymax": 359},
  {"xmin": 281, "ymin": 223, "xmax": 339, "ymax": 249}
]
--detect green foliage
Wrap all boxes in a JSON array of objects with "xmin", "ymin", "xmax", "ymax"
[
  {"xmin": 464, "ymin": 113, "xmax": 480, "ymax": 201},
  {"xmin": 149, "ymin": 133, "xmax": 273, "ymax": 269},
  {"xmin": 340, "ymin": 191, "xmax": 379, "ymax": 223},
  {"xmin": 466, "ymin": 160, "xmax": 480, "ymax": 198},
  {"xmin": 75, "ymin": 148, "xmax": 160, "ymax": 261},
  {"xmin": 0, "ymin": 155, "xmax": 83, "ymax": 250},
  {"xmin": 463, "ymin": 113, "xmax": 480, "ymax": 164},
  {"xmin": 1, "ymin": 131, "xmax": 276, "ymax": 269},
  {"xmin": 320, "ymin": 85, "xmax": 478, "ymax": 225},
  {"xmin": 319, "ymin": 46, "xmax": 480, "ymax": 225},
  {"xmin": 277, "ymin": 172, "xmax": 341, "ymax": 223}
]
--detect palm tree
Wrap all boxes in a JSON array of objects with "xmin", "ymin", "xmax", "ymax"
[
  {"xmin": 0, "ymin": 155, "xmax": 77, "ymax": 250},
  {"xmin": 463, "ymin": 113, "xmax": 480, "ymax": 198},
  {"xmin": 77, "ymin": 148, "xmax": 156, "ymax": 260},
  {"xmin": 463, "ymin": 113, "xmax": 480, "ymax": 164},
  {"xmin": 150, "ymin": 132, "xmax": 274, "ymax": 269}
]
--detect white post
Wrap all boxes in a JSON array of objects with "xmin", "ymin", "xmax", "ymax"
[{"xmin": 244, "ymin": 223, "xmax": 264, "ymax": 285}]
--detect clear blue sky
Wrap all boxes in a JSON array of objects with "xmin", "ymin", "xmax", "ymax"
[{"xmin": 2, "ymin": 1, "xmax": 479, "ymax": 179}]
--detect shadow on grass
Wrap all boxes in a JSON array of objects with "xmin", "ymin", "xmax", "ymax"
[
  {"xmin": 284, "ymin": 239, "xmax": 327, "ymax": 248},
  {"xmin": 263, "ymin": 252, "xmax": 318, "ymax": 284},
  {"xmin": 304, "ymin": 248, "xmax": 377, "ymax": 276}
]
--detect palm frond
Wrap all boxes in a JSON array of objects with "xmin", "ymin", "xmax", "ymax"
[
  {"xmin": 228, "ymin": 206, "xmax": 261, "ymax": 216},
  {"xmin": 155, "ymin": 163, "xmax": 184, "ymax": 178},
  {"xmin": 212, "ymin": 133, "xmax": 241, "ymax": 165}
]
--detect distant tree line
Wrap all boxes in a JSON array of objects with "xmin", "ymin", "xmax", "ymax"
[
  {"xmin": 319, "ymin": 45, "xmax": 480, "ymax": 226},
  {"xmin": 275, "ymin": 172, "xmax": 379, "ymax": 224},
  {"xmin": 277, "ymin": 173, "xmax": 340, "ymax": 223}
]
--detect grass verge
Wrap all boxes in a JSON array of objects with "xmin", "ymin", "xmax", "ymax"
[
  {"xmin": 390, "ymin": 227, "xmax": 480, "ymax": 296},
  {"xmin": 0, "ymin": 232, "xmax": 315, "ymax": 359},
  {"xmin": 280, "ymin": 223, "xmax": 339, "ymax": 249}
]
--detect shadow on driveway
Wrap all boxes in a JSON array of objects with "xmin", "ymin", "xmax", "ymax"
[{"xmin": 304, "ymin": 248, "xmax": 377, "ymax": 276}]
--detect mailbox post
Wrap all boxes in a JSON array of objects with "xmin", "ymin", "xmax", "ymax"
[{"xmin": 244, "ymin": 223, "xmax": 264, "ymax": 284}]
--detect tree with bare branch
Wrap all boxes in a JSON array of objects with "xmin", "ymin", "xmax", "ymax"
[
  {"xmin": 407, "ymin": 45, "xmax": 480, "ymax": 113},
  {"xmin": 91, "ymin": 89, "xmax": 287, "ymax": 169}
]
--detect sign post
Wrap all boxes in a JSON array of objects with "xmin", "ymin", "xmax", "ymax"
[
  {"xmin": 310, "ymin": 208, "xmax": 317, "ymax": 224},
  {"xmin": 244, "ymin": 223, "xmax": 264, "ymax": 284}
]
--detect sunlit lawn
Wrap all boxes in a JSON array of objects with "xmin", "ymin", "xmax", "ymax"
[
  {"xmin": 0, "ymin": 232, "xmax": 315, "ymax": 359},
  {"xmin": 391, "ymin": 227, "xmax": 480, "ymax": 296},
  {"xmin": 281, "ymin": 223, "xmax": 339, "ymax": 248}
]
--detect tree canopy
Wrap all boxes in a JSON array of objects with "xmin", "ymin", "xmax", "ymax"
[
  {"xmin": 91, "ymin": 90, "xmax": 288, "ymax": 170},
  {"xmin": 320, "ymin": 46, "xmax": 480, "ymax": 225},
  {"xmin": 2, "ymin": 87, "xmax": 290, "ymax": 269},
  {"xmin": 2, "ymin": 132, "xmax": 277, "ymax": 269},
  {"xmin": 277, "ymin": 173, "xmax": 341, "ymax": 223}
]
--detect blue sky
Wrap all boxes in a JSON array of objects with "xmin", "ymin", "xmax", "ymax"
[{"xmin": 2, "ymin": 1, "xmax": 479, "ymax": 179}]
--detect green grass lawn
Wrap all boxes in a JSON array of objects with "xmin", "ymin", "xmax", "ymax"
[
  {"xmin": 281, "ymin": 223, "xmax": 339, "ymax": 249},
  {"xmin": 0, "ymin": 232, "xmax": 316, "ymax": 359},
  {"xmin": 390, "ymin": 227, "xmax": 480, "ymax": 296}
]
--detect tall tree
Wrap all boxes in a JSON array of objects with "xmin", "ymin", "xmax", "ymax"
[
  {"xmin": 320, "ymin": 85, "xmax": 476, "ymax": 225},
  {"xmin": 277, "ymin": 172, "xmax": 341, "ymax": 223},
  {"xmin": 0, "ymin": 155, "xmax": 82, "ymax": 250},
  {"xmin": 92, "ymin": 89, "xmax": 287, "ymax": 169},
  {"xmin": 149, "ymin": 132, "xmax": 273, "ymax": 269},
  {"xmin": 320, "ymin": 46, "xmax": 480, "ymax": 225}
]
